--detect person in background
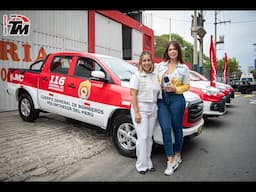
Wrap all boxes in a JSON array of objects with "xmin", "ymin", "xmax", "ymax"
[
  {"xmin": 156, "ymin": 41, "xmax": 190, "ymax": 176},
  {"xmin": 130, "ymin": 51, "xmax": 160, "ymax": 174}
]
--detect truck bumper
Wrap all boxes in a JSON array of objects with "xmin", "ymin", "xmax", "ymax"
[{"xmin": 153, "ymin": 118, "xmax": 204, "ymax": 145}]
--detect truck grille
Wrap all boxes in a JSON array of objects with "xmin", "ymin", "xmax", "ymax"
[
  {"xmin": 226, "ymin": 93, "xmax": 231, "ymax": 103},
  {"xmin": 210, "ymin": 96, "xmax": 226, "ymax": 112},
  {"xmin": 231, "ymin": 90, "xmax": 235, "ymax": 98},
  {"xmin": 219, "ymin": 96, "xmax": 226, "ymax": 112},
  {"xmin": 187, "ymin": 100, "xmax": 204, "ymax": 123}
]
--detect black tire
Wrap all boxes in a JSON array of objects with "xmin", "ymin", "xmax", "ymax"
[
  {"xmin": 245, "ymin": 88, "xmax": 252, "ymax": 94},
  {"xmin": 112, "ymin": 114, "xmax": 136, "ymax": 158},
  {"xmin": 18, "ymin": 93, "xmax": 40, "ymax": 122},
  {"xmin": 241, "ymin": 89, "xmax": 246, "ymax": 94}
]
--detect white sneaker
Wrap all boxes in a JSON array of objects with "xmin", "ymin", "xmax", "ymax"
[
  {"xmin": 164, "ymin": 161, "xmax": 178, "ymax": 176},
  {"xmin": 176, "ymin": 157, "xmax": 182, "ymax": 165}
]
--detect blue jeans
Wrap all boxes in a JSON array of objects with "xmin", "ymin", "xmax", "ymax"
[{"xmin": 157, "ymin": 91, "xmax": 186, "ymax": 157}]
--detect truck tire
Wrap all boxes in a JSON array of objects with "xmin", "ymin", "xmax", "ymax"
[
  {"xmin": 112, "ymin": 114, "xmax": 136, "ymax": 158},
  {"xmin": 18, "ymin": 93, "xmax": 40, "ymax": 122},
  {"xmin": 245, "ymin": 88, "xmax": 252, "ymax": 94}
]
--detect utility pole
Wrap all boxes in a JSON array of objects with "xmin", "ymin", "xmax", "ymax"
[
  {"xmin": 214, "ymin": 10, "xmax": 231, "ymax": 81},
  {"xmin": 214, "ymin": 11, "xmax": 217, "ymax": 48},
  {"xmin": 253, "ymin": 43, "xmax": 256, "ymax": 70},
  {"xmin": 169, "ymin": 17, "xmax": 172, "ymax": 41},
  {"xmin": 192, "ymin": 10, "xmax": 198, "ymax": 71},
  {"xmin": 214, "ymin": 10, "xmax": 231, "ymax": 50},
  {"xmin": 198, "ymin": 10, "xmax": 206, "ymax": 74},
  {"xmin": 191, "ymin": 10, "xmax": 206, "ymax": 73}
]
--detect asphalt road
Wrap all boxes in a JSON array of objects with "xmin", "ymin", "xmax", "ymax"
[
  {"xmin": 64, "ymin": 92, "xmax": 256, "ymax": 182},
  {"xmin": 1, "ymin": 92, "xmax": 256, "ymax": 182}
]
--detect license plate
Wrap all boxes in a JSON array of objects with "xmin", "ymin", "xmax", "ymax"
[{"xmin": 198, "ymin": 126, "xmax": 203, "ymax": 135}]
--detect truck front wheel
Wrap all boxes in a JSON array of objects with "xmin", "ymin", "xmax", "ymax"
[
  {"xmin": 18, "ymin": 93, "xmax": 39, "ymax": 122},
  {"xmin": 112, "ymin": 114, "xmax": 136, "ymax": 158}
]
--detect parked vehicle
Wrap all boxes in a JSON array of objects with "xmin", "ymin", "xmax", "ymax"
[
  {"xmin": 230, "ymin": 80, "xmax": 254, "ymax": 94},
  {"xmin": 240, "ymin": 73, "xmax": 255, "ymax": 85},
  {"xmin": 7, "ymin": 52, "xmax": 204, "ymax": 158},
  {"xmin": 189, "ymin": 70, "xmax": 235, "ymax": 104},
  {"xmin": 189, "ymin": 81, "xmax": 226, "ymax": 119}
]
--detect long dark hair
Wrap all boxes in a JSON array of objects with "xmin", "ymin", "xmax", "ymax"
[{"xmin": 163, "ymin": 41, "xmax": 184, "ymax": 63}]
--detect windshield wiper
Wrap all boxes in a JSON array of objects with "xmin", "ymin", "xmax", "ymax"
[{"xmin": 121, "ymin": 78, "xmax": 130, "ymax": 81}]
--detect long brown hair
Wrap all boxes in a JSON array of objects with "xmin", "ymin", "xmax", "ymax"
[
  {"xmin": 138, "ymin": 51, "xmax": 154, "ymax": 73},
  {"xmin": 163, "ymin": 41, "xmax": 184, "ymax": 63}
]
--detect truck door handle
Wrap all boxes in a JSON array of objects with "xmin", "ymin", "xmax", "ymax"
[
  {"xmin": 68, "ymin": 83, "xmax": 76, "ymax": 88},
  {"xmin": 42, "ymin": 77, "xmax": 48, "ymax": 81}
]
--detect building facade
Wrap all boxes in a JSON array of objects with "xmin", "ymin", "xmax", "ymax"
[{"xmin": 0, "ymin": 10, "xmax": 154, "ymax": 111}]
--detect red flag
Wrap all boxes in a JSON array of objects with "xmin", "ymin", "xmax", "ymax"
[
  {"xmin": 210, "ymin": 35, "xmax": 217, "ymax": 87},
  {"xmin": 223, "ymin": 52, "xmax": 228, "ymax": 84}
]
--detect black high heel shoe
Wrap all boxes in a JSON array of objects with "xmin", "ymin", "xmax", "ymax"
[
  {"xmin": 138, "ymin": 170, "xmax": 146, "ymax": 174},
  {"xmin": 148, "ymin": 167, "xmax": 156, "ymax": 172}
]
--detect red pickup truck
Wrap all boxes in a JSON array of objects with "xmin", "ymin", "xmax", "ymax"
[{"xmin": 7, "ymin": 51, "xmax": 204, "ymax": 157}]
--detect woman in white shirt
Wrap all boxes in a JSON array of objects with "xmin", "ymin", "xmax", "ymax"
[{"xmin": 130, "ymin": 51, "xmax": 160, "ymax": 174}]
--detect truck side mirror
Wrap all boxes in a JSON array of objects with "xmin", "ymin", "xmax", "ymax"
[{"xmin": 91, "ymin": 71, "xmax": 105, "ymax": 79}]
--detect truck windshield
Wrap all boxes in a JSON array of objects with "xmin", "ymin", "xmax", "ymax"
[
  {"xmin": 241, "ymin": 78, "xmax": 253, "ymax": 82},
  {"xmin": 190, "ymin": 70, "xmax": 208, "ymax": 81},
  {"xmin": 98, "ymin": 56, "xmax": 136, "ymax": 81}
]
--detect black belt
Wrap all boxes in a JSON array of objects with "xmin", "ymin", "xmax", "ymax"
[{"xmin": 162, "ymin": 91, "xmax": 183, "ymax": 96}]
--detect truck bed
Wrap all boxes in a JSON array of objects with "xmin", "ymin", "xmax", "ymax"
[{"xmin": 9, "ymin": 68, "xmax": 41, "ymax": 74}]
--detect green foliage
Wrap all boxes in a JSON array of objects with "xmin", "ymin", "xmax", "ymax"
[
  {"xmin": 249, "ymin": 69, "xmax": 256, "ymax": 81},
  {"xmin": 154, "ymin": 33, "xmax": 240, "ymax": 77},
  {"xmin": 218, "ymin": 57, "xmax": 239, "ymax": 76},
  {"xmin": 154, "ymin": 34, "xmax": 193, "ymax": 63},
  {"xmin": 154, "ymin": 34, "xmax": 169, "ymax": 58}
]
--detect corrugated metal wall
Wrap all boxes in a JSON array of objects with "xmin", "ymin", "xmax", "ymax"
[
  {"xmin": 0, "ymin": 10, "xmax": 88, "ymax": 112},
  {"xmin": 132, "ymin": 29, "xmax": 142, "ymax": 61},
  {"xmin": 0, "ymin": 10, "xmax": 148, "ymax": 112},
  {"xmin": 95, "ymin": 13, "xmax": 122, "ymax": 58}
]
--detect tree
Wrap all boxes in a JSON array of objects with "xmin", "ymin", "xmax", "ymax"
[
  {"xmin": 250, "ymin": 69, "xmax": 256, "ymax": 79},
  {"xmin": 154, "ymin": 34, "xmax": 169, "ymax": 58},
  {"xmin": 203, "ymin": 56, "xmax": 241, "ymax": 80},
  {"xmin": 154, "ymin": 34, "xmax": 193, "ymax": 63},
  {"xmin": 218, "ymin": 57, "xmax": 240, "ymax": 77},
  {"xmin": 154, "ymin": 33, "xmax": 240, "ymax": 80}
]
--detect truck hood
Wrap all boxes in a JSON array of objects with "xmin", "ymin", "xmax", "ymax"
[
  {"xmin": 121, "ymin": 81, "xmax": 130, "ymax": 89},
  {"xmin": 196, "ymin": 80, "xmax": 230, "ymax": 90},
  {"xmin": 183, "ymin": 91, "xmax": 201, "ymax": 103},
  {"xmin": 190, "ymin": 81, "xmax": 220, "ymax": 92}
]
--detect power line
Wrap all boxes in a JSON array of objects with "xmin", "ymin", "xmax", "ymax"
[
  {"xmin": 144, "ymin": 13, "xmax": 191, "ymax": 23},
  {"xmin": 231, "ymin": 20, "xmax": 256, "ymax": 24},
  {"xmin": 214, "ymin": 11, "xmax": 231, "ymax": 49}
]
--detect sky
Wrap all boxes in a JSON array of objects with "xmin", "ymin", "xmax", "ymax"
[{"xmin": 143, "ymin": 10, "xmax": 256, "ymax": 73}]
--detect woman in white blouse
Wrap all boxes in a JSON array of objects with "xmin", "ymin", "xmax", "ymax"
[
  {"xmin": 130, "ymin": 51, "xmax": 160, "ymax": 174},
  {"xmin": 156, "ymin": 41, "xmax": 190, "ymax": 176}
]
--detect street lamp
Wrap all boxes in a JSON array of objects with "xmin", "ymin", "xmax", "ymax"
[{"xmin": 253, "ymin": 43, "xmax": 256, "ymax": 70}]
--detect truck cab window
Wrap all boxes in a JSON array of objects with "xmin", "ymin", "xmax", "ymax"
[
  {"xmin": 74, "ymin": 57, "xmax": 104, "ymax": 78},
  {"xmin": 50, "ymin": 56, "xmax": 72, "ymax": 75}
]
